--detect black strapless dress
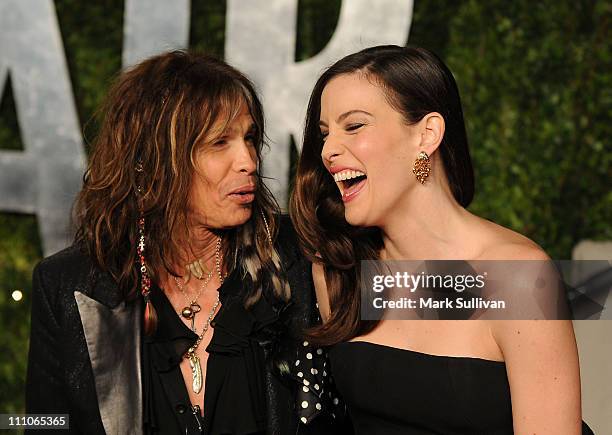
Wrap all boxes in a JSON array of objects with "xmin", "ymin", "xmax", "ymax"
[
  {"xmin": 329, "ymin": 341, "xmax": 595, "ymax": 435},
  {"xmin": 329, "ymin": 341, "xmax": 514, "ymax": 435}
]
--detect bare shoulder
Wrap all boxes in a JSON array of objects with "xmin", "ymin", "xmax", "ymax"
[
  {"xmin": 479, "ymin": 218, "xmax": 582, "ymax": 432},
  {"xmin": 473, "ymin": 219, "xmax": 575, "ymax": 358},
  {"xmin": 474, "ymin": 217, "xmax": 550, "ymax": 261}
]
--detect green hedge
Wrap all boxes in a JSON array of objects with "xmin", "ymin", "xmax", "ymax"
[{"xmin": 0, "ymin": 0, "xmax": 610, "ymax": 413}]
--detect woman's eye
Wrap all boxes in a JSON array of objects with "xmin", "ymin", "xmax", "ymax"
[
  {"xmin": 245, "ymin": 134, "xmax": 256, "ymax": 144},
  {"xmin": 214, "ymin": 138, "xmax": 228, "ymax": 146},
  {"xmin": 346, "ymin": 123, "xmax": 364, "ymax": 132},
  {"xmin": 320, "ymin": 131, "xmax": 329, "ymax": 140}
]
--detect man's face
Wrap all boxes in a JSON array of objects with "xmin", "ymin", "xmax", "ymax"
[{"xmin": 188, "ymin": 104, "xmax": 258, "ymax": 229}]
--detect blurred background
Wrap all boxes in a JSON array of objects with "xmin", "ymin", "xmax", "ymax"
[{"xmin": 0, "ymin": 0, "xmax": 610, "ymax": 432}]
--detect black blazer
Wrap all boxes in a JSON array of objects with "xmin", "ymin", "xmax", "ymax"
[{"xmin": 25, "ymin": 217, "xmax": 344, "ymax": 435}]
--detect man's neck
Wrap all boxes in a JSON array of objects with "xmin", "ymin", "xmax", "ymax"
[{"xmin": 173, "ymin": 225, "xmax": 219, "ymax": 275}]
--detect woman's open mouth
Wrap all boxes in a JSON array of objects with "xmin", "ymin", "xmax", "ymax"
[{"xmin": 333, "ymin": 170, "xmax": 367, "ymax": 203}]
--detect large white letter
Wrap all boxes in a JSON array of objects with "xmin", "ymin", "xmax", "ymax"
[
  {"xmin": 0, "ymin": 0, "xmax": 192, "ymax": 255},
  {"xmin": 122, "ymin": 0, "xmax": 190, "ymax": 67},
  {"xmin": 0, "ymin": 0, "xmax": 85, "ymax": 255}
]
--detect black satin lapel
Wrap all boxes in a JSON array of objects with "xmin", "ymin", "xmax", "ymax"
[{"xmin": 75, "ymin": 291, "xmax": 143, "ymax": 435}]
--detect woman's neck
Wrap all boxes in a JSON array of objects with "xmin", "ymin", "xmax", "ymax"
[{"xmin": 380, "ymin": 180, "xmax": 475, "ymax": 261}]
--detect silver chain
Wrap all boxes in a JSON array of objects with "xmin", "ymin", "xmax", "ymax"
[{"xmin": 186, "ymin": 236, "xmax": 225, "ymax": 355}]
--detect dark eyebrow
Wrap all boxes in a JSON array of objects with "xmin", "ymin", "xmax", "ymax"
[
  {"xmin": 319, "ymin": 110, "xmax": 373, "ymax": 128},
  {"xmin": 224, "ymin": 122, "xmax": 256, "ymax": 136}
]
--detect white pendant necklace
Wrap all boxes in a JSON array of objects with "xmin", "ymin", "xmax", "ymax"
[
  {"xmin": 186, "ymin": 294, "xmax": 220, "ymax": 394},
  {"xmin": 183, "ymin": 236, "xmax": 225, "ymax": 394}
]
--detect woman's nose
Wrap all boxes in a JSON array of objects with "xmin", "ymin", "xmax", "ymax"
[{"xmin": 321, "ymin": 134, "xmax": 343, "ymax": 164}]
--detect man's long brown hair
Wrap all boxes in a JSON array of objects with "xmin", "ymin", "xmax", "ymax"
[
  {"xmin": 74, "ymin": 51, "xmax": 289, "ymax": 331},
  {"xmin": 290, "ymin": 46, "xmax": 474, "ymax": 346}
]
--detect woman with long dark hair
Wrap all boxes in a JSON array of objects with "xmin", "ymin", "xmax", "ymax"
[
  {"xmin": 290, "ymin": 45, "xmax": 591, "ymax": 434},
  {"xmin": 26, "ymin": 50, "xmax": 339, "ymax": 434}
]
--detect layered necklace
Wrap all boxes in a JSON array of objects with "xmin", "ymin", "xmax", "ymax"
[
  {"xmin": 175, "ymin": 213, "xmax": 273, "ymax": 395},
  {"xmin": 174, "ymin": 236, "xmax": 225, "ymax": 394},
  {"xmin": 174, "ymin": 272, "xmax": 213, "ymax": 332}
]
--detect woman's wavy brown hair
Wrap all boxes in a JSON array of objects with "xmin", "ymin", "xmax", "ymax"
[
  {"xmin": 74, "ymin": 50, "xmax": 289, "ymax": 333},
  {"xmin": 290, "ymin": 45, "xmax": 475, "ymax": 346}
]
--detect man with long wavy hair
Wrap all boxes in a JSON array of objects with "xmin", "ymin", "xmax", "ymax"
[{"xmin": 25, "ymin": 51, "xmax": 343, "ymax": 435}]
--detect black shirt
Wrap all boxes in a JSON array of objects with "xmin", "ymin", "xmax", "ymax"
[
  {"xmin": 25, "ymin": 217, "xmax": 350, "ymax": 434},
  {"xmin": 142, "ymin": 268, "xmax": 276, "ymax": 434}
]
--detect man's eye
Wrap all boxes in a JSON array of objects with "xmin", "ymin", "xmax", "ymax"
[{"xmin": 346, "ymin": 123, "xmax": 364, "ymax": 132}]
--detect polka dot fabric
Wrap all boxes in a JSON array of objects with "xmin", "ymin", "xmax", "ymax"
[{"xmin": 290, "ymin": 338, "xmax": 344, "ymax": 425}]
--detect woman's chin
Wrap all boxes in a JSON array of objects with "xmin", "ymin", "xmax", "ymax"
[{"xmin": 344, "ymin": 209, "xmax": 370, "ymax": 228}]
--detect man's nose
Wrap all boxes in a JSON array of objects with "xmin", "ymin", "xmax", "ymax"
[{"xmin": 235, "ymin": 140, "xmax": 257, "ymax": 174}]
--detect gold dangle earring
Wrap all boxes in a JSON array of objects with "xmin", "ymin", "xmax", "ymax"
[{"xmin": 413, "ymin": 151, "xmax": 431, "ymax": 184}]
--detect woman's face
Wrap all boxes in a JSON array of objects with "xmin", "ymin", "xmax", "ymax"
[
  {"xmin": 189, "ymin": 103, "xmax": 258, "ymax": 229},
  {"xmin": 319, "ymin": 72, "xmax": 421, "ymax": 227}
]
